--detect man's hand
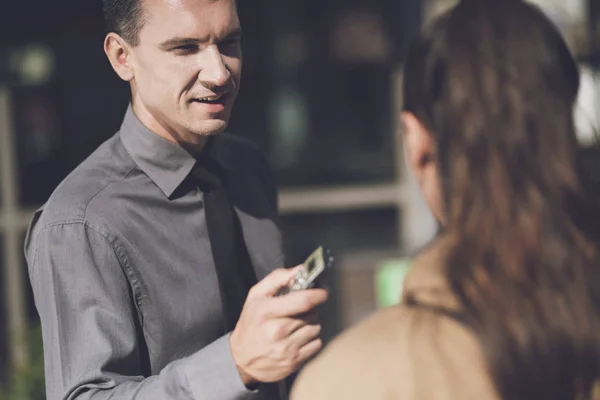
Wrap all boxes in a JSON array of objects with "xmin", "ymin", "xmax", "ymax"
[{"xmin": 229, "ymin": 266, "xmax": 328, "ymax": 386}]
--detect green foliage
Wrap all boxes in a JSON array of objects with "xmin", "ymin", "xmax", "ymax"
[{"xmin": 1, "ymin": 323, "xmax": 45, "ymax": 400}]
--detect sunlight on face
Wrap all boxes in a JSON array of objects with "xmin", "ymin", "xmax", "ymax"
[{"xmin": 130, "ymin": 0, "xmax": 242, "ymax": 144}]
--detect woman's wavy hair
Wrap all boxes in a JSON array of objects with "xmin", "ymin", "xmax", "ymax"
[{"xmin": 403, "ymin": 0, "xmax": 600, "ymax": 398}]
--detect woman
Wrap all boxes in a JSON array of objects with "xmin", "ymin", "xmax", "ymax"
[{"xmin": 291, "ymin": 0, "xmax": 600, "ymax": 399}]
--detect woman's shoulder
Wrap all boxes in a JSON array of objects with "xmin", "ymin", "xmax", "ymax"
[
  {"xmin": 290, "ymin": 304, "xmax": 418, "ymax": 400},
  {"xmin": 292, "ymin": 303, "xmax": 496, "ymax": 400}
]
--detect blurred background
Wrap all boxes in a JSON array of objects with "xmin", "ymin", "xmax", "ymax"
[{"xmin": 0, "ymin": 0, "xmax": 598, "ymax": 398}]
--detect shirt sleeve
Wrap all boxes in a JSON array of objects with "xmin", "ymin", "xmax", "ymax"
[{"xmin": 26, "ymin": 221, "xmax": 256, "ymax": 400}]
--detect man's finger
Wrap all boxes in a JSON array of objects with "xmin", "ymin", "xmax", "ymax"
[
  {"xmin": 288, "ymin": 323, "xmax": 321, "ymax": 351},
  {"xmin": 296, "ymin": 337, "xmax": 323, "ymax": 365},
  {"xmin": 249, "ymin": 265, "xmax": 304, "ymax": 298},
  {"xmin": 264, "ymin": 289, "xmax": 328, "ymax": 318},
  {"xmin": 269, "ymin": 310, "xmax": 320, "ymax": 340},
  {"xmin": 278, "ymin": 317, "xmax": 311, "ymax": 338}
]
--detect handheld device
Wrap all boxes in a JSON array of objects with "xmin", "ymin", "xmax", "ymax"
[{"xmin": 277, "ymin": 246, "xmax": 334, "ymax": 296}]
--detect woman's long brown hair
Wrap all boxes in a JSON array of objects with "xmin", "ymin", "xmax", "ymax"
[{"xmin": 403, "ymin": 0, "xmax": 600, "ymax": 398}]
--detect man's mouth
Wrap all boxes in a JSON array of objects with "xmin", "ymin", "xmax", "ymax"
[{"xmin": 191, "ymin": 93, "xmax": 228, "ymax": 104}]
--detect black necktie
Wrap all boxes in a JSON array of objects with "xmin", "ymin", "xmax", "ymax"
[
  {"xmin": 191, "ymin": 141, "xmax": 284, "ymax": 400},
  {"xmin": 190, "ymin": 148, "xmax": 257, "ymax": 333}
]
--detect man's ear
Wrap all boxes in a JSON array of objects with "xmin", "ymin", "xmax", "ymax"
[
  {"xmin": 104, "ymin": 33, "xmax": 135, "ymax": 82},
  {"xmin": 400, "ymin": 111, "xmax": 435, "ymax": 177}
]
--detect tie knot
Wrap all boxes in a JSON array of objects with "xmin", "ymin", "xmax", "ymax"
[{"xmin": 191, "ymin": 158, "xmax": 227, "ymax": 192}]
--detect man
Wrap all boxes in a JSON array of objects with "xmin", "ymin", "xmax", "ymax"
[{"xmin": 24, "ymin": 0, "xmax": 327, "ymax": 399}]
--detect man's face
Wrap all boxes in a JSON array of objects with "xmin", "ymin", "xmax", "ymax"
[{"xmin": 129, "ymin": 0, "xmax": 242, "ymax": 142}]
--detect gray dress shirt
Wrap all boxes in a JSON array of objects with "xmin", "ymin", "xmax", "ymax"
[{"xmin": 24, "ymin": 105, "xmax": 286, "ymax": 400}]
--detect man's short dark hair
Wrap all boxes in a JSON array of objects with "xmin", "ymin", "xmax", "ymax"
[{"xmin": 102, "ymin": 0, "xmax": 147, "ymax": 46}]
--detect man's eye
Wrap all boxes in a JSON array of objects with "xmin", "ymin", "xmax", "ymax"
[{"xmin": 174, "ymin": 44, "xmax": 198, "ymax": 53}]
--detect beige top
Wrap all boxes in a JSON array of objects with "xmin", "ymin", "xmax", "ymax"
[{"xmin": 290, "ymin": 235, "xmax": 500, "ymax": 400}]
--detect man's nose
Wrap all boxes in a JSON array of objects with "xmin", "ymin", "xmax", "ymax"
[{"xmin": 198, "ymin": 46, "xmax": 231, "ymax": 90}]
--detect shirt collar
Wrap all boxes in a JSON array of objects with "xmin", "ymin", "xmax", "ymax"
[{"xmin": 119, "ymin": 104, "xmax": 231, "ymax": 198}]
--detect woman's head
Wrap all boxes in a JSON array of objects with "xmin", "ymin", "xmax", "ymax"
[
  {"xmin": 402, "ymin": 0, "xmax": 580, "ymax": 231},
  {"xmin": 402, "ymin": 1, "xmax": 600, "ymax": 399}
]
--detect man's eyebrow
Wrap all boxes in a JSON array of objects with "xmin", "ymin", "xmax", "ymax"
[
  {"xmin": 159, "ymin": 37, "xmax": 201, "ymax": 50},
  {"xmin": 159, "ymin": 29, "xmax": 243, "ymax": 50}
]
